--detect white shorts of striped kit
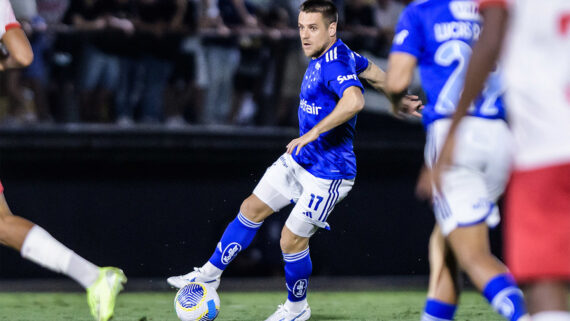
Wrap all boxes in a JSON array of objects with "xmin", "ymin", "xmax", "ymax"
[{"xmin": 253, "ymin": 153, "xmax": 354, "ymax": 238}]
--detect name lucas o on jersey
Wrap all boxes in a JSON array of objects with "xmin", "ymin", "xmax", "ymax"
[
  {"xmin": 434, "ymin": 21, "xmax": 480, "ymax": 42},
  {"xmin": 300, "ymin": 99, "xmax": 322, "ymax": 115}
]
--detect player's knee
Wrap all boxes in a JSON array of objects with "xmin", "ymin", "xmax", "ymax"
[
  {"xmin": 280, "ymin": 227, "xmax": 308, "ymax": 253},
  {"xmin": 0, "ymin": 214, "xmax": 15, "ymax": 238},
  {"xmin": 240, "ymin": 195, "xmax": 273, "ymax": 223}
]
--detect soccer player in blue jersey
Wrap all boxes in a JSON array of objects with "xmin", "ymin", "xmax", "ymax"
[
  {"xmin": 385, "ymin": 1, "xmax": 529, "ymax": 321},
  {"xmin": 167, "ymin": 1, "xmax": 421, "ymax": 320}
]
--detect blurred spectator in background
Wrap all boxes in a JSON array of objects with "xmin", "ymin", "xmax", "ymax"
[
  {"xmin": 109, "ymin": 0, "xmax": 141, "ymax": 126},
  {"xmin": 163, "ymin": 0, "xmax": 206, "ymax": 127},
  {"xmin": 64, "ymin": 0, "xmax": 122, "ymax": 122},
  {"xmin": 227, "ymin": 0, "xmax": 268, "ymax": 126},
  {"xmin": 200, "ymin": 0, "xmax": 251, "ymax": 125},
  {"xmin": 1, "ymin": 0, "xmax": 49, "ymax": 124},
  {"xmin": 120, "ymin": 0, "xmax": 178, "ymax": 125},
  {"xmin": 36, "ymin": 0, "xmax": 71, "ymax": 122},
  {"xmin": 371, "ymin": 0, "xmax": 404, "ymax": 57},
  {"xmin": 343, "ymin": 0, "xmax": 380, "ymax": 55}
]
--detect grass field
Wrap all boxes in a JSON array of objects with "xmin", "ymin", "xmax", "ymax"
[{"xmin": 0, "ymin": 291, "xmax": 507, "ymax": 321}]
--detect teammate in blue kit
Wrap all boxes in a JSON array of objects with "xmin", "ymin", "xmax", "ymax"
[
  {"xmin": 385, "ymin": 1, "xmax": 529, "ymax": 321},
  {"xmin": 167, "ymin": 1, "xmax": 420, "ymax": 320}
]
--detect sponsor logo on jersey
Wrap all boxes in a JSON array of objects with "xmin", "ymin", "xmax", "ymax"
[
  {"xmin": 293, "ymin": 279, "xmax": 308, "ymax": 298},
  {"xmin": 337, "ymin": 74, "xmax": 358, "ymax": 84},
  {"xmin": 434, "ymin": 21, "xmax": 480, "ymax": 42},
  {"xmin": 449, "ymin": 1, "xmax": 480, "ymax": 21},
  {"xmin": 300, "ymin": 99, "xmax": 322, "ymax": 115},
  {"xmin": 221, "ymin": 242, "xmax": 242, "ymax": 265},
  {"xmin": 393, "ymin": 29, "xmax": 409, "ymax": 45}
]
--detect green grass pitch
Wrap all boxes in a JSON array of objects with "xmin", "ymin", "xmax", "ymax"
[{"xmin": 0, "ymin": 291, "xmax": 506, "ymax": 321}]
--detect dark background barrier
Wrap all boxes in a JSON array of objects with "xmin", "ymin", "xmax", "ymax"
[{"xmin": 0, "ymin": 114, "xmax": 501, "ymax": 280}]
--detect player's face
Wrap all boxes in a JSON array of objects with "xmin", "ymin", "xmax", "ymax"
[{"xmin": 298, "ymin": 11, "xmax": 336, "ymax": 58}]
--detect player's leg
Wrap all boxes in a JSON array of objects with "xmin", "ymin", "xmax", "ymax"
[
  {"xmin": 0, "ymin": 192, "xmax": 126, "ymax": 321},
  {"xmin": 523, "ymin": 281, "xmax": 569, "ymax": 320},
  {"xmin": 505, "ymin": 165, "xmax": 570, "ymax": 320},
  {"xmin": 447, "ymin": 225, "xmax": 527, "ymax": 321},
  {"xmin": 168, "ymin": 154, "xmax": 295, "ymax": 289},
  {"xmin": 266, "ymin": 173, "xmax": 353, "ymax": 321},
  {"xmin": 203, "ymin": 194, "xmax": 275, "ymax": 278},
  {"xmin": 167, "ymin": 193, "xmax": 277, "ymax": 289},
  {"xmin": 422, "ymin": 225, "xmax": 460, "ymax": 321},
  {"xmin": 264, "ymin": 225, "xmax": 312, "ymax": 321}
]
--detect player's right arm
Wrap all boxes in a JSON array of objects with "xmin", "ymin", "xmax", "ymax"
[
  {"xmin": 382, "ymin": 54, "xmax": 423, "ymax": 117},
  {"xmin": 0, "ymin": 0, "xmax": 33, "ymax": 71},
  {"xmin": 286, "ymin": 85, "xmax": 364, "ymax": 155},
  {"xmin": 385, "ymin": 5, "xmax": 424, "ymax": 117}
]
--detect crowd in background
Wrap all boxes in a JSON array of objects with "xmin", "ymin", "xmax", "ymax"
[{"xmin": 0, "ymin": 0, "xmax": 410, "ymax": 127}]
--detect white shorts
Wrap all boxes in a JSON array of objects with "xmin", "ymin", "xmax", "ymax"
[
  {"xmin": 253, "ymin": 153, "xmax": 354, "ymax": 238},
  {"xmin": 425, "ymin": 117, "xmax": 513, "ymax": 236}
]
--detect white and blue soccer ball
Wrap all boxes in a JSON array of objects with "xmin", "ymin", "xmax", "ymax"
[{"xmin": 174, "ymin": 282, "xmax": 220, "ymax": 321}]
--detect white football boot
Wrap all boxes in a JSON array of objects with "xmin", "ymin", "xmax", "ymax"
[
  {"xmin": 167, "ymin": 267, "xmax": 221, "ymax": 290},
  {"xmin": 264, "ymin": 303, "xmax": 311, "ymax": 321}
]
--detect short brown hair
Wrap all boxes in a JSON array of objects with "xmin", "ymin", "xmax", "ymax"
[{"xmin": 300, "ymin": 0, "xmax": 338, "ymax": 25}]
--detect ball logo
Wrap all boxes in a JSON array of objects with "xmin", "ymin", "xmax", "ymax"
[
  {"xmin": 293, "ymin": 279, "xmax": 308, "ymax": 298},
  {"xmin": 221, "ymin": 243, "xmax": 242, "ymax": 265}
]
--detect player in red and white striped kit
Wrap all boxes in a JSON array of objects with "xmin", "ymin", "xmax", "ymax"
[
  {"xmin": 0, "ymin": 1, "xmax": 126, "ymax": 320},
  {"xmin": 426, "ymin": 0, "xmax": 570, "ymax": 320}
]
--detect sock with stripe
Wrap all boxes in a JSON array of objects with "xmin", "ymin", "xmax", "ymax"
[
  {"xmin": 21, "ymin": 225, "xmax": 100, "ymax": 289},
  {"xmin": 421, "ymin": 299, "xmax": 457, "ymax": 321},
  {"xmin": 208, "ymin": 212, "xmax": 262, "ymax": 271},
  {"xmin": 283, "ymin": 247, "xmax": 312, "ymax": 308},
  {"xmin": 483, "ymin": 274, "xmax": 527, "ymax": 321}
]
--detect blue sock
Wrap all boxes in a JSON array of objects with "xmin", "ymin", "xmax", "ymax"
[
  {"xmin": 283, "ymin": 248, "xmax": 312, "ymax": 302},
  {"xmin": 483, "ymin": 274, "xmax": 527, "ymax": 321},
  {"xmin": 208, "ymin": 212, "xmax": 262, "ymax": 270},
  {"xmin": 422, "ymin": 299, "xmax": 457, "ymax": 321}
]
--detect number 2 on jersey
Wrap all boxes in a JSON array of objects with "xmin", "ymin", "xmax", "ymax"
[{"xmin": 434, "ymin": 40, "xmax": 502, "ymax": 117}]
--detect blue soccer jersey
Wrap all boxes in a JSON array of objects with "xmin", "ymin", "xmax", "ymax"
[
  {"xmin": 391, "ymin": 0, "xmax": 506, "ymax": 128},
  {"xmin": 292, "ymin": 39, "xmax": 369, "ymax": 180}
]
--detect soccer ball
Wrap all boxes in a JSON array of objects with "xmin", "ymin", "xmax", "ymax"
[{"xmin": 174, "ymin": 282, "xmax": 220, "ymax": 321}]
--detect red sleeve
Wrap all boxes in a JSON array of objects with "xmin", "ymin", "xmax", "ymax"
[
  {"xmin": 479, "ymin": 0, "xmax": 508, "ymax": 10},
  {"xmin": 5, "ymin": 22, "xmax": 20, "ymax": 31}
]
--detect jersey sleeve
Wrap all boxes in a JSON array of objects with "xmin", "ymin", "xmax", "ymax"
[
  {"xmin": 390, "ymin": 5, "xmax": 423, "ymax": 58},
  {"xmin": 479, "ymin": 0, "xmax": 509, "ymax": 10},
  {"xmin": 354, "ymin": 51, "xmax": 369, "ymax": 74},
  {"xmin": 0, "ymin": 0, "xmax": 20, "ymax": 40},
  {"xmin": 323, "ymin": 60, "xmax": 364, "ymax": 98}
]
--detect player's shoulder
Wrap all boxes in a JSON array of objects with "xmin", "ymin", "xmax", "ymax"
[
  {"xmin": 404, "ymin": 0, "xmax": 452, "ymax": 13},
  {"xmin": 323, "ymin": 40, "xmax": 356, "ymax": 65}
]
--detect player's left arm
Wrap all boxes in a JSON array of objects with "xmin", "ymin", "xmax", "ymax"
[
  {"xmin": 286, "ymin": 86, "xmax": 364, "ymax": 155},
  {"xmin": 0, "ymin": 27, "xmax": 33, "ymax": 71}
]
